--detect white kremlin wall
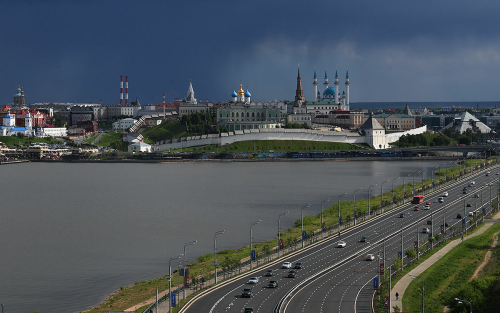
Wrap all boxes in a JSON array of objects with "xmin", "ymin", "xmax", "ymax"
[{"xmin": 153, "ymin": 126, "xmax": 427, "ymax": 152}]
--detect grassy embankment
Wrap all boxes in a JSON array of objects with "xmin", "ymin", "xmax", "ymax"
[
  {"xmin": 141, "ymin": 120, "xmax": 371, "ymax": 151},
  {"xmin": 83, "ymin": 134, "xmax": 100, "ymax": 144},
  {"xmin": 403, "ymin": 222, "xmax": 500, "ymax": 312},
  {"xmin": 0, "ymin": 136, "xmax": 61, "ymax": 147},
  {"xmin": 96, "ymin": 132, "xmax": 128, "ymax": 151},
  {"xmin": 85, "ymin": 158, "xmax": 498, "ymax": 313}
]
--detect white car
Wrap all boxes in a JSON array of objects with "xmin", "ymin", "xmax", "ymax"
[
  {"xmin": 422, "ymin": 227, "xmax": 430, "ymax": 233},
  {"xmin": 442, "ymin": 192, "xmax": 449, "ymax": 197},
  {"xmin": 486, "ymin": 172, "xmax": 490, "ymax": 176},
  {"xmin": 468, "ymin": 212, "xmax": 474, "ymax": 217},
  {"xmin": 281, "ymin": 262, "xmax": 292, "ymax": 269},
  {"xmin": 337, "ymin": 241, "xmax": 346, "ymax": 248},
  {"xmin": 438, "ymin": 197, "xmax": 444, "ymax": 203},
  {"xmin": 366, "ymin": 254, "xmax": 375, "ymax": 261},
  {"xmin": 247, "ymin": 277, "xmax": 259, "ymax": 284},
  {"xmin": 424, "ymin": 204, "xmax": 430, "ymax": 210}
]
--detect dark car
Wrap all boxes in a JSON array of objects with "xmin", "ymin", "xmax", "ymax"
[
  {"xmin": 241, "ymin": 287, "xmax": 253, "ymax": 298},
  {"xmin": 445, "ymin": 222, "xmax": 449, "ymax": 227},
  {"xmin": 268, "ymin": 280, "xmax": 278, "ymax": 288},
  {"xmin": 294, "ymin": 262, "xmax": 303, "ymax": 269},
  {"xmin": 427, "ymin": 220, "xmax": 432, "ymax": 225},
  {"xmin": 414, "ymin": 207, "xmax": 420, "ymax": 211},
  {"xmin": 265, "ymin": 269, "xmax": 274, "ymax": 277},
  {"xmin": 400, "ymin": 213, "xmax": 405, "ymax": 218},
  {"xmin": 466, "ymin": 203, "xmax": 472, "ymax": 207},
  {"xmin": 463, "ymin": 190, "xmax": 467, "ymax": 194},
  {"xmin": 288, "ymin": 270, "xmax": 297, "ymax": 278},
  {"xmin": 457, "ymin": 214, "xmax": 462, "ymax": 219},
  {"xmin": 360, "ymin": 236, "xmax": 368, "ymax": 243},
  {"xmin": 244, "ymin": 307, "xmax": 254, "ymax": 313}
]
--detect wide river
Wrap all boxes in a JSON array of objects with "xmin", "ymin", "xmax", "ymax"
[{"xmin": 0, "ymin": 160, "xmax": 451, "ymax": 312}]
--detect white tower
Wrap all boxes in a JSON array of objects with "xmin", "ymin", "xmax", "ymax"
[
  {"xmin": 25, "ymin": 111, "xmax": 32, "ymax": 129},
  {"xmin": 334, "ymin": 69, "xmax": 339, "ymax": 104},
  {"xmin": 186, "ymin": 79, "xmax": 197, "ymax": 104},
  {"xmin": 312, "ymin": 68, "xmax": 318, "ymax": 101},
  {"xmin": 323, "ymin": 69, "xmax": 328, "ymax": 92},
  {"xmin": 231, "ymin": 89, "xmax": 237, "ymax": 102},
  {"xmin": 345, "ymin": 69, "xmax": 350, "ymax": 109}
]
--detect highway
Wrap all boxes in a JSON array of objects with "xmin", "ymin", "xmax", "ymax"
[{"xmin": 181, "ymin": 164, "xmax": 499, "ymax": 313}]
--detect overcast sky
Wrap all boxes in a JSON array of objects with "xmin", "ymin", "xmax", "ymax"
[{"xmin": 2, "ymin": 0, "xmax": 500, "ymax": 105}]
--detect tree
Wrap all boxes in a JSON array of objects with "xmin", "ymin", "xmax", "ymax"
[{"xmin": 50, "ymin": 112, "xmax": 67, "ymax": 127}]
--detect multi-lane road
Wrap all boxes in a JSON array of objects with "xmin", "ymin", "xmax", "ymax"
[{"xmin": 182, "ymin": 165, "xmax": 499, "ymax": 313}]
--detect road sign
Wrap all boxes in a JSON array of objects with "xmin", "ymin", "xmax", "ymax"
[
  {"xmin": 432, "ymin": 181, "xmax": 435, "ymax": 187},
  {"xmin": 413, "ymin": 188, "xmax": 416, "ymax": 195},
  {"xmin": 211, "ymin": 262, "xmax": 220, "ymax": 266},
  {"xmin": 355, "ymin": 210, "xmax": 358, "ymax": 218},
  {"xmin": 414, "ymin": 241, "xmax": 418, "ymax": 248},
  {"xmin": 380, "ymin": 263, "xmax": 384, "ymax": 274},
  {"xmin": 171, "ymin": 293, "xmax": 176, "ymax": 307},
  {"xmin": 322, "ymin": 222, "xmax": 326, "ymax": 232},
  {"xmin": 302, "ymin": 231, "xmax": 307, "ymax": 240},
  {"xmin": 384, "ymin": 296, "xmax": 389, "ymax": 309},
  {"xmin": 483, "ymin": 207, "xmax": 486, "ymax": 215},
  {"xmin": 398, "ymin": 251, "xmax": 402, "ymax": 258},
  {"xmin": 446, "ymin": 176, "xmax": 449, "ymax": 182},
  {"xmin": 251, "ymin": 250, "xmax": 256, "ymax": 261},
  {"xmin": 462, "ymin": 218, "xmax": 466, "ymax": 225},
  {"xmin": 374, "ymin": 277, "xmax": 379, "ymax": 289},
  {"xmin": 340, "ymin": 216, "xmax": 343, "ymax": 225},
  {"xmin": 184, "ymin": 275, "xmax": 190, "ymax": 288},
  {"xmin": 279, "ymin": 239, "xmax": 284, "ymax": 249},
  {"xmin": 429, "ymin": 232, "xmax": 432, "ymax": 237},
  {"xmin": 441, "ymin": 225, "xmax": 444, "ymax": 233}
]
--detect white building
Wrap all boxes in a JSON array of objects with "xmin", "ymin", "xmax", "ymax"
[
  {"xmin": 36, "ymin": 127, "xmax": 67, "ymax": 138},
  {"xmin": 358, "ymin": 113, "xmax": 387, "ymax": 149},
  {"xmin": 128, "ymin": 141, "xmax": 152, "ymax": 153},
  {"xmin": 113, "ymin": 118, "xmax": 137, "ymax": 131}
]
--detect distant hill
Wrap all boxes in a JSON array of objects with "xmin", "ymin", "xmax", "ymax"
[{"xmin": 141, "ymin": 120, "xmax": 189, "ymax": 143}]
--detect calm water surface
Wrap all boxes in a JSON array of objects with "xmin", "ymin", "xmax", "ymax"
[{"xmin": 0, "ymin": 160, "xmax": 449, "ymax": 312}]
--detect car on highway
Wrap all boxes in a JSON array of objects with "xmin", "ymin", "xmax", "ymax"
[
  {"xmin": 468, "ymin": 212, "xmax": 474, "ymax": 217},
  {"xmin": 463, "ymin": 190, "xmax": 468, "ymax": 194},
  {"xmin": 442, "ymin": 192, "xmax": 449, "ymax": 197},
  {"xmin": 445, "ymin": 222, "xmax": 449, "ymax": 227},
  {"xmin": 457, "ymin": 213, "xmax": 462, "ymax": 218},
  {"xmin": 474, "ymin": 194, "xmax": 480, "ymax": 198},
  {"xmin": 427, "ymin": 220, "xmax": 432, "ymax": 225},
  {"xmin": 360, "ymin": 236, "xmax": 368, "ymax": 243},
  {"xmin": 338, "ymin": 241, "xmax": 347, "ymax": 248},
  {"xmin": 424, "ymin": 204, "xmax": 430, "ymax": 210},
  {"xmin": 265, "ymin": 269, "xmax": 274, "ymax": 277},
  {"xmin": 425, "ymin": 201, "xmax": 432, "ymax": 206},
  {"xmin": 247, "ymin": 277, "xmax": 259, "ymax": 284},
  {"xmin": 244, "ymin": 307, "xmax": 254, "ymax": 313},
  {"xmin": 268, "ymin": 280, "xmax": 278, "ymax": 288},
  {"xmin": 467, "ymin": 203, "xmax": 472, "ymax": 207},
  {"xmin": 242, "ymin": 287, "xmax": 253, "ymax": 298},
  {"xmin": 400, "ymin": 213, "xmax": 405, "ymax": 218},
  {"xmin": 438, "ymin": 197, "xmax": 445, "ymax": 203},
  {"xmin": 287, "ymin": 270, "xmax": 297, "ymax": 278},
  {"xmin": 294, "ymin": 262, "xmax": 303, "ymax": 269},
  {"xmin": 281, "ymin": 262, "xmax": 292, "ymax": 269},
  {"xmin": 496, "ymin": 172, "xmax": 500, "ymax": 175},
  {"xmin": 422, "ymin": 227, "xmax": 430, "ymax": 233},
  {"xmin": 414, "ymin": 206, "xmax": 420, "ymax": 211},
  {"xmin": 486, "ymin": 172, "xmax": 490, "ymax": 176},
  {"xmin": 366, "ymin": 254, "xmax": 375, "ymax": 261},
  {"xmin": 469, "ymin": 181, "xmax": 475, "ymax": 186}
]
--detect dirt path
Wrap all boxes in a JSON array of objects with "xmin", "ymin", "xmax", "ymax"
[{"xmin": 469, "ymin": 231, "xmax": 500, "ymax": 281}]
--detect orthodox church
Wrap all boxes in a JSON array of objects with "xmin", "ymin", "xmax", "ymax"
[{"xmin": 1, "ymin": 110, "xmax": 34, "ymax": 136}]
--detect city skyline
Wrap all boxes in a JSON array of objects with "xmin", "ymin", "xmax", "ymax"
[{"xmin": 2, "ymin": 0, "xmax": 500, "ymax": 105}]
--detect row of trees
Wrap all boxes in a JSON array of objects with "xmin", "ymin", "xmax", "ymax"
[
  {"xmin": 397, "ymin": 133, "xmax": 452, "ymax": 147},
  {"xmin": 180, "ymin": 112, "xmax": 219, "ymax": 134}
]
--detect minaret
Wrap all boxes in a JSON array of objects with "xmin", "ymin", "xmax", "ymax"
[
  {"xmin": 25, "ymin": 110, "xmax": 32, "ymax": 129},
  {"xmin": 345, "ymin": 69, "xmax": 350, "ymax": 109},
  {"xmin": 294, "ymin": 64, "xmax": 305, "ymax": 106},
  {"xmin": 334, "ymin": 69, "xmax": 339, "ymax": 104},
  {"xmin": 323, "ymin": 69, "xmax": 328, "ymax": 92},
  {"xmin": 312, "ymin": 67, "xmax": 318, "ymax": 101}
]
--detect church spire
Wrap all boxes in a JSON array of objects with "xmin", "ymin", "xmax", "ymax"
[{"xmin": 295, "ymin": 64, "xmax": 305, "ymax": 106}]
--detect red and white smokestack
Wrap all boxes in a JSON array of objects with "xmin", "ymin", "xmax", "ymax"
[
  {"xmin": 125, "ymin": 76, "xmax": 129, "ymax": 105},
  {"xmin": 163, "ymin": 94, "xmax": 165, "ymax": 104},
  {"xmin": 120, "ymin": 75, "xmax": 123, "ymax": 104}
]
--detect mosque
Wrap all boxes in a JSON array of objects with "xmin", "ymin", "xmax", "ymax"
[
  {"xmin": 1, "ymin": 110, "xmax": 34, "ymax": 136},
  {"xmin": 305, "ymin": 68, "xmax": 350, "ymax": 115}
]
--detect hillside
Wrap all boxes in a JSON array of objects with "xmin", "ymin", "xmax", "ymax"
[{"xmin": 141, "ymin": 120, "xmax": 189, "ymax": 143}]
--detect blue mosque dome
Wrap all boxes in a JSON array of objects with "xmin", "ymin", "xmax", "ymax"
[
  {"xmin": 231, "ymin": 90, "xmax": 237, "ymax": 97},
  {"xmin": 323, "ymin": 86, "xmax": 335, "ymax": 97},
  {"xmin": 244, "ymin": 89, "xmax": 251, "ymax": 97}
]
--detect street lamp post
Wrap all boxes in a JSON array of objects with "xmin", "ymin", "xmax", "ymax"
[
  {"xmin": 403, "ymin": 174, "xmax": 411, "ymax": 204},
  {"xmin": 278, "ymin": 212, "xmax": 288, "ymax": 258},
  {"xmin": 368, "ymin": 184, "xmax": 377, "ymax": 217},
  {"xmin": 421, "ymin": 169, "xmax": 427, "ymax": 195},
  {"xmin": 392, "ymin": 177, "xmax": 400, "ymax": 205},
  {"xmin": 183, "ymin": 240, "xmax": 197, "ymax": 300},
  {"xmin": 353, "ymin": 189, "xmax": 362, "ymax": 226},
  {"xmin": 301, "ymin": 205, "xmax": 309, "ymax": 248},
  {"xmin": 320, "ymin": 198, "xmax": 330, "ymax": 239},
  {"xmin": 214, "ymin": 231, "xmax": 225, "ymax": 283},
  {"xmin": 381, "ymin": 180, "xmax": 389, "ymax": 212},
  {"xmin": 338, "ymin": 193, "xmax": 347, "ymax": 236},
  {"xmin": 413, "ymin": 171, "xmax": 420, "ymax": 196},
  {"xmin": 250, "ymin": 221, "xmax": 261, "ymax": 270},
  {"xmin": 409, "ymin": 274, "xmax": 425, "ymax": 313},
  {"xmin": 169, "ymin": 254, "xmax": 182, "ymax": 313},
  {"xmin": 455, "ymin": 297, "xmax": 472, "ymax": 313}
]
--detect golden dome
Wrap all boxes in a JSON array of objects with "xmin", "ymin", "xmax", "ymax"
[{"xmin": 237, "ymin": 83, "xmax": 244, "ymax": 96}]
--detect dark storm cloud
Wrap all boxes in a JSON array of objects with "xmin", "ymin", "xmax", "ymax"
[{"xmin": 1, "ymin": 0, "xmax": 500, "ymax": 105}]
